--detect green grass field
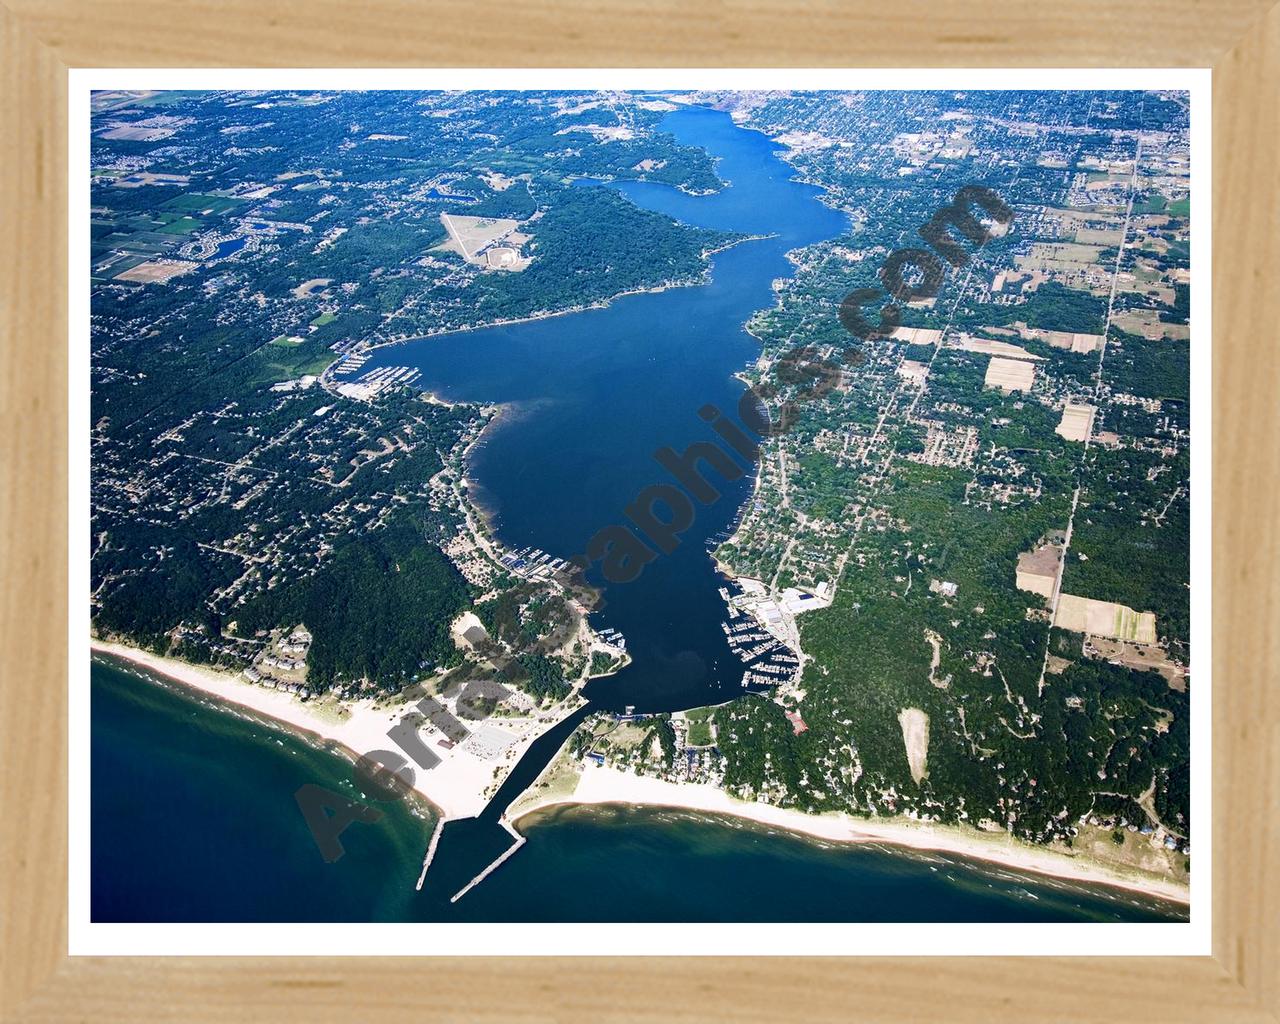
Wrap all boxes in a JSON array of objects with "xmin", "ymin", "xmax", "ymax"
[
  {"xmin": 95, "ymin": 253, "xmax": 150, "ymax": 281},
  {"xmin": 251, "ymin": 343, "xmax": 336, "ymax": 385},
  {"xmin": 162, "ymin": 193, "xmax": 244, "ymax": 215},
  {"xmin": 156, "ymin": 216, "xmax": 202, "ymax": 235},
  {"xmin": 310, "ymin": 312, "xmax": 338, "ymax": 327},
  {"xmin": 133, "ymin": 90, "xmax": 207, "ymax": 108},
  {"xmin": 685, "ymin": 707, "xmax": 715, "ymax": 747},
  {"xmin": 1167, "ymin": 197, "xmax": 1190, "ymax": 218}
]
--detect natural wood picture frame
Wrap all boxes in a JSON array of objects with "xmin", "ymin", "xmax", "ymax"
[{"xmin": 2, "ymin": 1, "xmax": 1276, "ymax": 1019}]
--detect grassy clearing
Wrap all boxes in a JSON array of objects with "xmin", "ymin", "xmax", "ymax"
[
  {"xmin": 897, "ymin": 707, "xmax": 930, "ymax": 784},
  {"xmin": 1074, "ymin": 227, "xmax": 1124, "ymax": 245},
  {"xmin": 250, "ymin": 341, "xmax": 336, "ymax": 384},
  {"xmin": 156, "ymin": 216, "xmax": 202, "ymax": 235},
  {"xmin": 685, "ymin": 706, "xmax": 715, "ymax": 746},
  {"xmin": 162, "ymin": 193, "xmax": 244, "ymax": 215},
  {"xmin": 506, "ymin": 743, "xmax": 582, "ymax": 819}
]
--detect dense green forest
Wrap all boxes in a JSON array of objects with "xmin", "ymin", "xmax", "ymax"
[
  {"xmin": 1106, "ymin": 332, "xmax": 1191, "ymax": 401},
  {"xmin": 236, "ymin": 518, "xmax": 470, "ymax": 689},
  {"xmin": 982, "ymin": 281, "xmax": 1108, "ymax": 334},
  {"xmin": 461, "ymin": 186, "xmax": 740, "ymax": 324}
]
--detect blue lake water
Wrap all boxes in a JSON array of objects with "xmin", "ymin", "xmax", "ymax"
[
  {"xmin": 91, "ymin": 107, "xmax": 1188, "ymax": 923},
  {"xmin": 213, "ymin": 236, "xmax": 247, "ymax": 259},
  {"xmin": 91, "ymin": 657, "xmax": 1185, "ymax": 923},
  {"xmin": 366, "ymin": 106, "xmax": 849, "ymax": 717}
]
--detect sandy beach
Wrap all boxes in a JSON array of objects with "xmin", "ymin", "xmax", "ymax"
[
  {"xmin": 92, "ymin": 640, "xmax": 582, "ymax": 821},
  {"xmin": 94, "ymin": 639, "xmax": 1188, "ymax": 907},
  {"xmin": 512, "ymin": 762, "xmax": 1191, "ymax": 906}
]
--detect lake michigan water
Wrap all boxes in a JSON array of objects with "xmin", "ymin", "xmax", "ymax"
[
  {"xmin": 91, "ymin": 107, "xmax": 1187, "ymax": 924},
  {"xmin": 92, "ymin": 658, "xmax": 1184, "ymax": 922}
]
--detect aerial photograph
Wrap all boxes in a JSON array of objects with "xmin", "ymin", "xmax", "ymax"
[{"xmin": 88, "ymin": 86, "xmax": 1194, "ymax": 925}]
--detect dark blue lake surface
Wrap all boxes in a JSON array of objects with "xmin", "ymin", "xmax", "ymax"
[
  {"xmin": 424, "ymin": 188, "xmax": 477, "ymax": 203},
  {"xmin": 213, "ymin": 236, "xmax": 247, "ymax": 259},
  {"xmin": 91, "ymin": 108, "xmax": 1187, "ymax": 923},
  {"xmin": 367, "ymin": 106, "xmax": 849, "ymax": 717}
]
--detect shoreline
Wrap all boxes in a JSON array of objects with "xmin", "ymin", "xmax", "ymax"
[
  {"xmin": 365, "ymin": 233, "xmax": 768, "ymax": 353},
  {"xmin": 92, "ymin": 639, "xmax": 584, "ymax": 822},
  {"xmin": 94, "ymin": 645, "xmax": 444, "ymax": 826},
  {"xmin": 444, "ymin": 401, "xmax": 609, "ymax": 632},
  {"xmin": 97, "ymin": 635, "xmax": 1188, "ymax": 911},
  {"xmin": 453, "ymin": 401, "xmax": 508, "ymax": 534},
  {"xmin": 510, "ymin": 763, "xmax": 1190, "ymax": 908}
]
